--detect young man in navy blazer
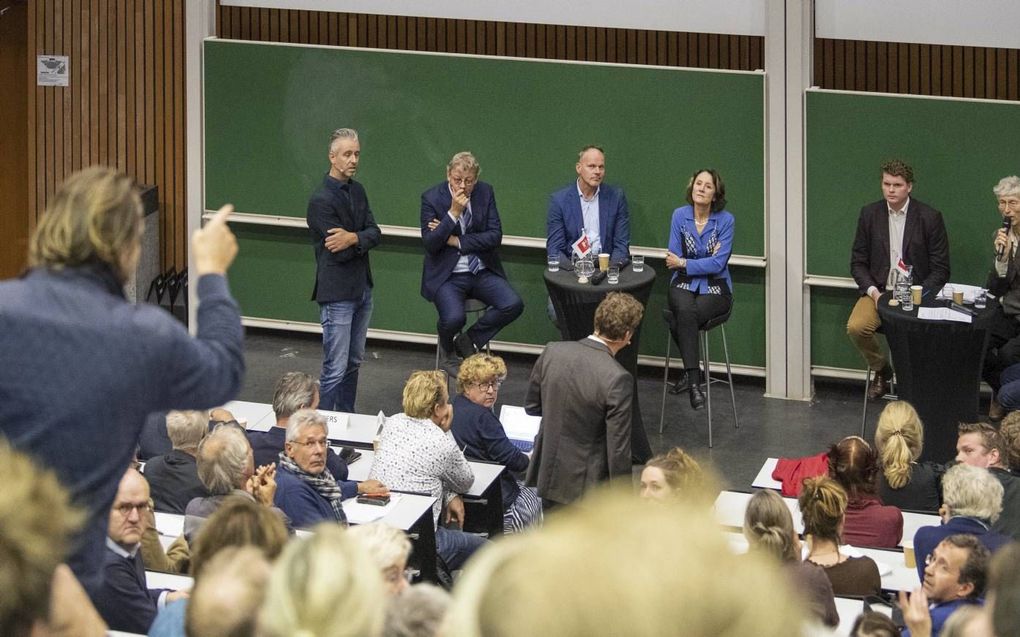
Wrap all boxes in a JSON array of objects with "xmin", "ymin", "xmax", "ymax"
[
  {"xmin": 546, "ymin": 144, "xmax": 631, "ymax": 269},
  {"xmin": 420, "ymin": 151, "xmax": 524, "ymax": 369}
]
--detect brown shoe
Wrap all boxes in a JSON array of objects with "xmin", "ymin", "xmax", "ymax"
[
  {"xmin": 989, "ymin": 397, "xmax": 1006, "ymax": 422},
  {"xmin": 867, "ymin": 370, "xmax": 890, "ymax": 400}
]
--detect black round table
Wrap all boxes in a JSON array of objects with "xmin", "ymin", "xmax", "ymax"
[
  {"xmin": 543, "ymin": 263, "xmax": 657, "ymax": 463},
  {"xmin": 876, "ymin": 292, "xmax": 995, "ymax": 463}
]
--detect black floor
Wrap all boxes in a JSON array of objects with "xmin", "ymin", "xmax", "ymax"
[{"xmin": 239, "ymin": 329, "xmax": 915, "ymax": 492}]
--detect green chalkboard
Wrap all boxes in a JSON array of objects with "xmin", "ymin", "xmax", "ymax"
[
  {"xmin": 205, "ymin": 39, "xmax": 765, "ymax": 255},
  {"xmin": 806, "ymin": 90, "xmax": 1020, "ymax": 283}
]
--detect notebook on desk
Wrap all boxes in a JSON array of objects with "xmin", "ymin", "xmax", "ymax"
[{"xmin": 499, "ymin": 405, "xmax": 540, "ymax": 453}]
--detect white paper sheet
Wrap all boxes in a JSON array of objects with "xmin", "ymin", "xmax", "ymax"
[
  {"xmin": 499, "ymin": 405, "xmax": 541, "ymax": 442},
  {"xmin": 917, "ymin": 307, "xmax": 972, "ymax": 323}
]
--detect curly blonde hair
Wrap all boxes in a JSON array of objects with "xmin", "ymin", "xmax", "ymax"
[{"xmin": 456, "ymin": 353, "xmax": 507, "ymax": 394}]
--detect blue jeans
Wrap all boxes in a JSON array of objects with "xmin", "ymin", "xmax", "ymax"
[
  {"xmin": 319, "ymin": 288, "xmax": 373, "ymax": 412},
  {"xmin": 998, "ymin": 362, "xmax": 1020, "ymax": 411},
  {"xmin": 435, "ymin": 525, "xmax": 488, "ymax": 572},
  {"xmin": 434, "ymin": 271, "xmax": 524, "ymax": 352}
]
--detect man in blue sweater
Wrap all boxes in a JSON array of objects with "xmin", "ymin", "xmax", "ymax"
[
  {"xmin": 0, "ymin": 166, "xmax": 245, "ymax": 591},
  {"xmin": 900, "ymin": 534, "xmax": 990, "ymax": 637}
]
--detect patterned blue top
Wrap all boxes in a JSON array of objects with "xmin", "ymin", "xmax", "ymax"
[{"xmin": 667, "ymin": 204, "xmax": 734, "ymax": 294}]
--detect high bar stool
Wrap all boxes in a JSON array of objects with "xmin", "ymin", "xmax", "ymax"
[
  {"xmin": 658, "ymin": 307, "xmax": 739, "ymax": 448},
  {"xmin": 434, "ymin": 297, "xmax": 491, "ymax": 369}
]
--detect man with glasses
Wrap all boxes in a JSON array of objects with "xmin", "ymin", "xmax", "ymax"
[
  {"xmin": 984, "ymin": 176, "xmax": 1020, "ymax": 419},
  {"xmin": 274, "ymin": 409, "xmax": 388, "ymax": 528},
  {"xmin": 90, "ymin": 468, "xmax": 187, "ymax": 633},
  {"xmin": 900, "ymin": 534, "xmax": 990, "ymax": 637},
  {"xmin": 955, "ymin": 423, "xmax": 1020, "ymax": 540},
  {"xmin": 421, "ymin": 151, "xmax": 524, "ymax": 373}
]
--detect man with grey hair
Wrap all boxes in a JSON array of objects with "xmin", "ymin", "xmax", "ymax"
[
  {"xmin": 911, "ymin": 463, "xmax": 1010, "ymax": 581},
  {"xmin": 421, "ymin": 151, "xmax": 523, "ymax": 372},
  {"xmin": 985, "ymin": 175, "xmax": 1020, "ymax": 417},
  {"xmin": 248, "ymin": 371, "xmax": 386, "ymax": 499},
  {"xmin": 143, "ymin": 410, "xmax": 210, "ymax": 513},
  {"xmin": 274, "ymin": 409, "xmax": 388, "ymax": 528},
  {"xmin": 185, "ymin": 546, "xmax": 271, "ymax": 637},
  {"xmin": 183, "ymin": 424, "xmax": 283, "ymax": 541},
  {"xmin": 307, "ymin": 127, "xmax": 381, "ymax": 413}
]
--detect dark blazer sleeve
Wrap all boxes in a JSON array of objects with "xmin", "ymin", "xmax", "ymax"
[
  {"xmin": 524, "ymin": 351, "xmax": 545, "ymax": 417},
  {"xmin": 458, "ymin": 184, "xmax": 503, "ymax": 255},
  {"xmin": 850, "ymin": 206, "xmax": 879, "ymax": 294},
  {"xmin": 919, "ymin": 207, "xmax": 950, "ymax": 291},
  {"xmin": 605, "ymin": 369, "xmax": 633, "ymax": 479},
  {"xmin": 546, "ymin": 189, "xmax": 571, "ymax": 263},
  {"xmin": 421, "ymin": 186, "xmax": 460, "ymax": 255},
  {"xmin": 607, "ymin": 188, "xmax": 631, "ymax": 266},
  {"xmin": 353, "ymin": 184, "xmax": 382, "ymax": 253},
  {"xmin": 474, "ymin": 408, "xmax": 530, "ymax": 472},
  {"xmin": 94, "ymin": 555, "xmax": 160, "ymax": 633}
]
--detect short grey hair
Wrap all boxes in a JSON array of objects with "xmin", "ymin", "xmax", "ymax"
[
  {"xmin": 348, "ymin": 522, "xmax": 412, "ymax": 573},
  {"xmin": 383, "ymin": 583, "xmax": 451, "ymax": 637},
  {"xmin": 272, "ymin": 372, "xmax": 318, "ymax": 420},
  {"xmin": 286, "ymin": 409, "xmax": 328, "ymax": 443},
  {"xmin": 196, "ymin": 425, "xmax": 251, "ymax": 495},
  {"xmin": 165, "ymin": 410, "xmax": 208, "ymax": 451},
  {"xmin": 993, "ymin": 175, "xmax": 1020, "ymax": 200},
  {"xmin": 447, "ymin": 151, "xmax": 480, "ymax": 176},
  {"xmin": 329, "ymin": 128, "xmax": 359, "ymax": 153},
  {"xmin": 942, "ymin": 463, "xmax": 1004, "ymax": 523}
]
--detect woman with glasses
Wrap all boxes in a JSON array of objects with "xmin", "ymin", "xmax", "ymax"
[
  {"xmin": 451, "ymin": 353, "xmax": 542, "ymax": 533},
  {"xmin": 985, "ymin": 175, "xmax": 1020, "ymax": 417}
]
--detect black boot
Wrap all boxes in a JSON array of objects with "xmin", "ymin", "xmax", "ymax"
[
  {"xmin": 687, "ymin": 369, "xmax": 705, "ymax": 410},
  {"xmin": 669, "ymin": 369, "xmax": 690, "ymax": 394}
]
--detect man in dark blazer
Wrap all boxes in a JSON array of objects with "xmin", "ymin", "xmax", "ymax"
[
  {"xmin": 420, "ymin": 151, "xmax": 524, "ymax": 369},
  {"xmin": 524, "ymin": 292, "xmax": 644, "ymax": 509},
  {"xmin": 546, "ymin": 145, "xmax": 631, "ymax": 269},
  {"xmin": 848, "ymin": 159, "xmax": 950, "ymax": 399},
  {"xmin": 307, "ymin": 128, "xmax": 381, "ymax": 412},
  {"xmin": 89, "ymin": 468, "xmax": 186, "ymax": 634},
  {"xmin": 143, "ymin": 410, "xmax": 210, "ymax": 514}
]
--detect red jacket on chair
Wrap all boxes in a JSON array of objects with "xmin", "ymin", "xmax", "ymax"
[{"xmin": 772, "ymin": 452, "xmax": 829, "ymax": 497}]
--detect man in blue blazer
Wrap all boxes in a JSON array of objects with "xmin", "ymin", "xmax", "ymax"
[
  {"xmin": 420, "ymin": 151, "xmax": 524, "ymax": 367},
  {"xmin": 546, "ymin": 145, "xmax": 631, "ymax": 269}
]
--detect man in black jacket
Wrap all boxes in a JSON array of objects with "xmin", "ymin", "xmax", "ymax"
[
  {"xmin": 143, "ymin": 410, "xmax": 210, "ymax": 514},
  {"xmin": 307, "ymin": 128, "xmax": 381, "ymax": 413}
]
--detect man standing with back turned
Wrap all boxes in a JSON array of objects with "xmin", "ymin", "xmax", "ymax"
[
  {"xmin": 525, "ymin": 292, "xmax": 644, "ymax": 510},
  {"xmin": 848, "ymin": 159, "xmax": 950, "ymax": 399},
  {"xmin": 308, "ymin": 128, "xmax": 381, "ymax": 412}
]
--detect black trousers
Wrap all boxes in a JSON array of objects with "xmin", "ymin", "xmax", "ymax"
[
  {"xmin": 667, "ymin": 286, "xmax": 732, "ymax": 371},
  {"xmin": 983, "ymin": 307, "xmax": 1020, "ymax": 390}
]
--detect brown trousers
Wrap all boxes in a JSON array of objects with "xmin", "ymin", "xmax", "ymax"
[{"xmin": 846, "ymin": 295, "xmax": 890, "ymax": 372}]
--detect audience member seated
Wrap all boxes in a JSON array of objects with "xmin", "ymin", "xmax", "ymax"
[
  {"xmin": 874, "ymin": 401, "xmax": 942, "ymax": 512},
  {"xmin": 248, "ymin": 371, "xmax": 350, "ymax": 478},
  {"xmin": 383, "ymin": 583, "xmax": 451, "ymax": 637},
  {"xmin": 450, "ymin": 353, "xmax": 541, "ymax": 533},
  {"xmin": 898, "ymin": 534, "xmax": 990, "ymax": 637},
  {"xmin": 185, "ymin": 547, "xmax": 271, "ymax": 637},
  {"xmin": 1000, "ymin": 410, "xmax": 1020, "ymax": 476},
  {"xmin": 798, "ymin": 476, "xmax": 882, "ymax": 597},
  {"xmin": 0, "ymin": 441, "xmax": 106, "ymax": 637},
  {"xmin": 208, "ymin": 407, "xmax": 239, "ymax": 428},
  {"xmin": 829, "ymin": 435, "xmax": 903, "ymax": 548},
  {"xmin": 149, "ymin": 497, "xmax": 289, "ymax": 637},
  {"xmin": 849, "ymin": 612, "xmax": 900, "ymax": 637},
  {"xmin": 987, "ymin": 542, "xmax": 1020, "ymax": 637},
  {"xmin": 139, "ymin": 504, "xmax": 190, "ymax": 574},
  {"xmin": 442, "ymin": 489, "xmax": 806, "ymax": 636},
  {"xmin": 370, "ymin": 370, "xmax": 488, "ymax": 573},
  {"xmin": 274, "ymin": 409, "xmax": 388, "ymax": 528},
  {"xmin": 955, "ymin": 422, "xmax": 1020, "ymax": 540},
  {"xmin": 138, "ymin": 411, "xmax": 173, "ymax": 460},
  {"xmin": 349, "ymin": 522, "xmax": 413, "ymax": 596},
  {"xmin": 639, "ymin": 446, "xmax": 711, "ymax": 504},
  {"xmin": 912, "ymin": 463, "xmax": 1010, "ymax": 582},
  {"xmin": 184, "ymin": 424, "xmax": 282, "ymax": 541},
  {"xmin": 743, "ymin": 489, "xmax": 838, "ymax": 627},
  {"xmin": 258, "ymin": 524, "xmax": 386, "ymax": 637},
  {"xmin": 90, "ymin": 468, "xmax": 187, "ymax": 634},
  {"xmin": 144, "ymin": 410, "xmax": 211, "ymax": 514}
]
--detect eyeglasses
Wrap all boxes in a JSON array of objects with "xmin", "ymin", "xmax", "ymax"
[
  {"xmin": 924, "ymin": 552, "xmax": 956, "ymax": 575},
  {"xmin": 115, "ymin": 501, "xmax": 152, "ymax": 516},
  {"xmin": 449, "ymin": 176, "xmax": 477, "ymax": 187},
  {"xmin": 998, "ymin": 199, "xmax": 1020, "ymax": 210},
  {"xmin": 292, "ymin": 438, "xmax": 329, "ymax": 450},
  {"xmin": 473, "ymin": 380, "xmax": 503, "ymax": 392}
]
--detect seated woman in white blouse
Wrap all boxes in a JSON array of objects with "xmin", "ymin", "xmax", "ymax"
[{"xmin": 369, "ymin": 370, "xmax": 488, "ymax": 572}]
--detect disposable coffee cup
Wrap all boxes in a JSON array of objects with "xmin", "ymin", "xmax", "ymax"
[
  {"xmin": 910, "ymin": 285, "xmax": 922, "ymax": 306},
  {"xmin": 953, "ymin": 289, "xmax": 964, "ymax": 304},
  {"xmin": 598, "ymin": 253, "xmax": 610, "ymax": 272},
  {"xmin": 903, "ymin": 540, "xmax": 916, "ymax": 568}
]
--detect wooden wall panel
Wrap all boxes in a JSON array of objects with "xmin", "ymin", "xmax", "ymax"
[
  {"xmin": 815, "ymin": 39, "xmax": 1020, "ymax": 101},
  {"xmin": 215, "ymin": 7, "xmax": 766, "ymax": 71},
  {"xmin": 28, "ymin": 0, "xmax": 187, "ymax": 270}
]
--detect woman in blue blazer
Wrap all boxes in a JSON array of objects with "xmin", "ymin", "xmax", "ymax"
[{"xmin": 665, "ymin": 168, "xmax": 735, "ymax": 409}]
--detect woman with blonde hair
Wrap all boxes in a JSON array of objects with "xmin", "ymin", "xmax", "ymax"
[
  {"xmin": 743, "ymin": 489, "xmax": 838, "ymax": 627},
  {"xmin": 798, "ymin": 476, "xmax": 881, "ymax": 597},
  {"xmin": 639, "ymin": 447, "xmax": 710, "ymax": 502},
  {"xmin": 873, "ymin": 401, "xmax": 941, "ymax": 512}
]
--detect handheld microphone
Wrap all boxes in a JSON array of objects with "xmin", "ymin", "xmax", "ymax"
[{"xmin": 998, "ymin": 217, "xmax": 1012, "ymax": 259}]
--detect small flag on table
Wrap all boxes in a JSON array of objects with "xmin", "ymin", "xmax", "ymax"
[{"xmin": 571, "ymin": 231, "xmax": 591, "ymax": 258}]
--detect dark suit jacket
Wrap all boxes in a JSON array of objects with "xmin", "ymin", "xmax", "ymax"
[
  {"xmin": 524, "ymin": 338, "xmax": 632, "ymax": 504},
  {"xmin": 90, "ymin": 544, "xmax": 167, "ymax": 634},
  {"xmin": 546, "ymin": 182, "xmax": 630, "ymax": 268},
  {"xmin": 307, "ymin": 174, "xmax": 381, "ymax": 303},
  {"xmin": 850, "ymin": 198, "xmax": 950, "ymax": 295},
  {"xmin": 143, "ymin": 449, "xmax": 209, "ymax": 514},
  {"xmin": 419, "ymin": 180, "xmax": 507, "ymax": 301}
]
